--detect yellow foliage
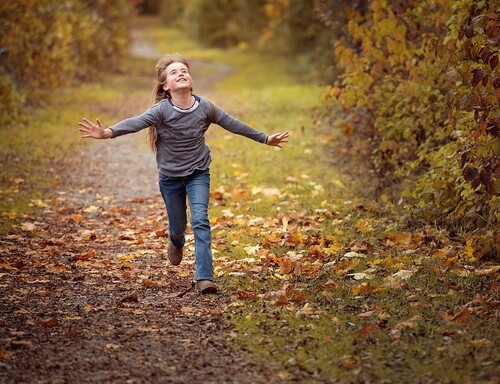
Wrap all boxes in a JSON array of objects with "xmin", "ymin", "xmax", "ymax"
[
  {"xmin": 0, "ymin": 0, "xmax": 133, "ymax": 125},
  {"xmin": 321, "ymin": 0, "xmax": 498, "ymax": 235}
]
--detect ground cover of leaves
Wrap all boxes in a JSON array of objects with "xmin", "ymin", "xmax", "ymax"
[{"xmin": 0, "ymin": 113, "xmax": 281, "ymax": 384}]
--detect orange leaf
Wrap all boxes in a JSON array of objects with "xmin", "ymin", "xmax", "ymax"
[
  {"xmin": 287, "ymin": 231, "xmax": 304, "ymax": 247},
  {"xmin": 359, "ymin": 322, "xmax": 381, "ymax": 338},
  {"xmin": 275, "ymin": 293, "xmax": 289, "ymax": 306},
  {"xmin": 74, "ymin": 249, "xmax": 95, "ymax": 261},
  {"xmin": 451, "ymin": 307, "xmax": 471, "ymax": 323},
  {"xmin": 40, "ymin": 318, "xmax": 59, "ymax": 328},
  {"xmin": 353, "ymin": 282, "xmax": 386, "ymax": 296},
  {"xmin": 142, "ymin": 279, "xmax": 160, "ymax": 288},
  {"xmin": 319, "ymin": 280, "xmax": 338, "ymax": 291},
  {"xmin": 235, "ymin": 290, "xmax": 257, "ymax": 301},
  {"xmin": 71, "ymin": 214, "xmax": 85, "ymax": 223},
  {"xmin": 119, "ymin": 291, "xmax": 138, "ymax": 303}
]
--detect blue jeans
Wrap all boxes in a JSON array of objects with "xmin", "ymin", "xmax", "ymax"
[{"xmin": 158, "ymin": 169, "xmax": 213, "ymax": 281}]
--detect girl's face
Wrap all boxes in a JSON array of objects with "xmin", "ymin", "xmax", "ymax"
[{"xmin": 163, "ymin": 62, "xmax": 192, "ymax": 93}]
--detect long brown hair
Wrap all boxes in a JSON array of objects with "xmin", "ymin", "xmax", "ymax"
[
  {"xmin": 147, "ymin": 54, "xmax": 190, "ymax": 152},
  {"xmin": 147, "ymin": 54, "xmax": 218, "ymax": 152}
]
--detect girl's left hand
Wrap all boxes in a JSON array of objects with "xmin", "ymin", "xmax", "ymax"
[{"xmin": 266, "ymin": 131, "xmax": 289, "ymax": 148}]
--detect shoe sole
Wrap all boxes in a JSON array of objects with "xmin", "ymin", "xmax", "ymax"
[
  {"xmin": 200, "ymin": 286, "xmax": 217, "ymax": 294},
  {"xmin": 167, "ymin": 257, "xmax": 182, "ymax": 266}
]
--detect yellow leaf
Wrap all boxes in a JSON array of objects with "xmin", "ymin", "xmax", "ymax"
[
  {"xmin": 470, "ymin": 339, "xmax": 492, "ymax": 348},
  {"xmin": 21, "ymin": 222, "xmax": 37, "ymax": 231},
  {"xmin": 385, "ymin": 232, "xmax": 412, "ymax": 246},
  {"xmin": 83, "ymin": 205, "xmax": 99, "ymax": 213},
  {"xmin": 332, "ymin": 179, "xmax": 346, "ymax": 189},
  {"xmin": 30, "ymin": 199, "xmax": 48, "ymax": 208},
  {"xmin": 355, "ymin": 219, "xmax": 373, "ymax": 233},
  {"xmin": 462, "ymin": 239, "xmax": 476, "ymax": 262}
]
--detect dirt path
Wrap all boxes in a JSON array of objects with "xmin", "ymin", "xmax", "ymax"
[{"xmin": 0, "ymin": 28, "xmax": 279, "ymax": 384}]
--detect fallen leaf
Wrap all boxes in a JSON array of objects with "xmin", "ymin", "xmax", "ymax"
[
  {"xmin": 282, "ymin": 216, "xmax": 289, "ymax": 232},
  {"xmin": 319, "ymin": 280, "xmax": 338, "ymax": 290},
  {"xmin": 344, "ymin": 251, "xmax": 364, "ymax": 258},
  {"xmin": 10, "ymin": 340, "xmax": 33, "ymax": 349},
  {"xmin": 295, "ymin": 303, "xmax": 319, "ymax": 318},
  {"xmin": 353, "ymin": 282, "xmax": 386, "ymax": 296},
  {"xmin": 83, "ymin": 205, "xmax": 99, "ymax": 213},
  {"xmin": 355, "ymin": 219, "xmax": 373, "ymax": 233},
  {"xmin": 275, "ymin": 292, "xmax": 289, "ymax": 306},
  {"xmin": 357, "ymin": 310, "xmax": 375, "ymax": 318},
  {"xmin": 385, "ymin": 232, "xmax": 412, "ymax": 246},
  {"xmin": 71, "ymin": 214, "xmax": 85, "ymax": 223},
  {"xmin": 474, "ymin": 266, "xmax": 500, "ymax": 276},
  {"xmin": 394, "ymin": 314, "xmax": 421, "ymax": 330},
  {"xmin": 21, "ymin": 222, "xmax": 37, "ymax": 231},
  {"xmin": 244, "ymin": 245, "xmax": 260, "ymax": 255},
  {"xmin": 235, "ymin": 290, "xmax": 257, "ymax": 301},
  {"xmin": 142, "ymin": 279, "xmax": 160, "ymax": 288},
  {"xmin": 119, "ymin": 291, "xmax": 138, "ymax": 303},
  {"xmin": 40, "ymin": 318, "xmax": 59, "ymax": 328},
  {"xmin": 450, "ymin": 307, "xmax": 471, "ymax": 323},
  {"xmin": 358, "ymin": 322, "xmax": 381, "ymax": 338},
  {"xmin": 74, "ymin": 249, "xmax": 95, "ymax": 261},
  {"xmin": 391, "ymin": 269, "xmax": 415, "ymax": 280},
  {"xmin": 470, "ymin": 338, "xmax": 492, "ymax": 347},
  {"xmin": 347, "ymin": 272, "xmax": 372, "ymax": 280},
  {"xmin": 35, "ymin": 290, "xmax": 49, "ymax": 297},
  {"xmin": 30, "ymin": 199, "xmax": 48, "ymax": 208}
]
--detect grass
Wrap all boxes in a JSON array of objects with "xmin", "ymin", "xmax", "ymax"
[{"xmin": 1, "ymin": 16, "xmax": 498, "ymax": 383}]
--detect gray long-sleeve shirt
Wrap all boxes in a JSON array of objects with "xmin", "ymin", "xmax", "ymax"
[{"xmin": 109, "ymin": 96, "xmax": 268, "ymax": 177}]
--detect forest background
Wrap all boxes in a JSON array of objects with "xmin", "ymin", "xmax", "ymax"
[{"xmin": 1, "ymin": 0, "xmax": 498, "ymax": 254}]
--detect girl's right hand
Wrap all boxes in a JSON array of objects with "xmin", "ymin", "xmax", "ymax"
[{"xmin": 78, "ymin": 118, "xmax": 113, "ymax": 139}]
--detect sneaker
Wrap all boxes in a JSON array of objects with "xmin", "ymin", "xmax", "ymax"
[
  {"xmin": 167, "ymin": 242, "xmax": 183, "ymax": 265},
  {"xmin": 194, "ymin": 280, "xmax": 218, "ymax": 294}
]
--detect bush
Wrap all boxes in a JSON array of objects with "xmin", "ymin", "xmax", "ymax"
[
  {"xmin": 319, "ymin": 0, "xmax": 498, "ymax": 245},
  {"xmin": 0, "ymin": 0, "xmax": 133, "ymax": 125}
]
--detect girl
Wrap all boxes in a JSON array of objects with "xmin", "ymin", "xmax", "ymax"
[{"xmin": 78, "ymin": 54, "xmax": 289, "ymax": 294}]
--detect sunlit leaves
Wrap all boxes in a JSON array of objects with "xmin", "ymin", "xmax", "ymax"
[
  {"xmin": 0, "ymin": 0, "xmax": 133, "ymax": 126},
  {"xmin": 321, "ymin": 0, "xmax": 498, "ymax": 235}
]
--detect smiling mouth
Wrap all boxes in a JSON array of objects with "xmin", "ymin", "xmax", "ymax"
[{"xmin": 177, "ymin": 78, "xmax": 187, "ymax": 82}]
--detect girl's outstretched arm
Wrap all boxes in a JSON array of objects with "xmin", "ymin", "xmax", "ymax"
[
  {"xmin": 78, "ymin": 118, "xmax": 113, "ymax": 139},
  {"xmin": 266, "ymin": 131, "xmax": 289, "ymax": 148}
]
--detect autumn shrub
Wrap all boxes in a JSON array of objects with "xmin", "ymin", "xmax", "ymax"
[
  {"xmin": 0, "ymin": 74, "xmax": 23, "ymax": 127},
  {"xmin": 0, "ymin": 0, "xmax": 133, "ymax": 126},
  {"xmin": 320, "ymin": 0, "xmax": 498, "ymax": 242},
  {"xmin": 164, "ymin": 0, "xmax": 344, "ymax": 81},
  {"xmin": 181, "ymin": 0, "xmax": 268, "ymax": 49}
]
